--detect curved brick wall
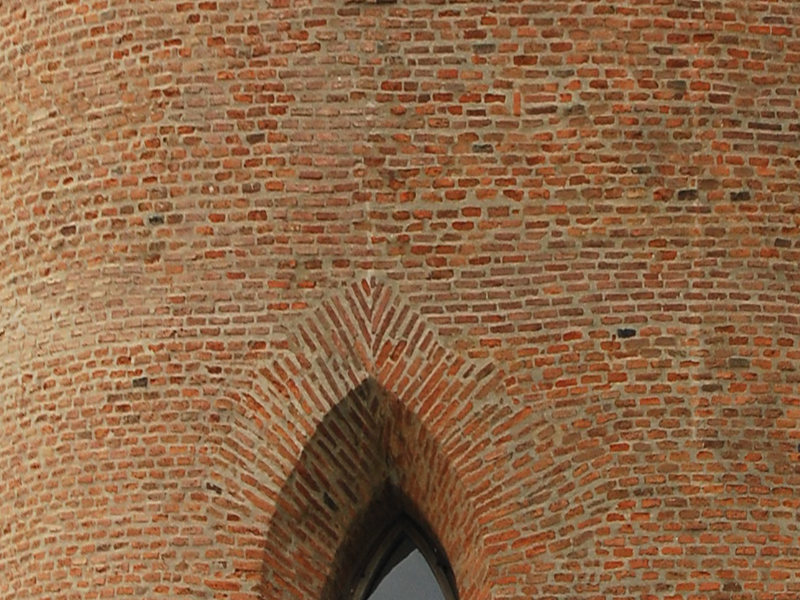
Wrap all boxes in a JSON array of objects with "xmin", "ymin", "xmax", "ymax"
[{"xmin": 2, "ymin": 0, "xmax": 800, "ymax": 599}]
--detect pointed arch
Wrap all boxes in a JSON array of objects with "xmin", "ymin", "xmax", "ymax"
[
  {"xmin": 257, "ymin": 378, "xmax": 489, "ymax": 600},
  {"xmin": 342, "ymin": 508, "xmax": 458, "ymax": 600}
]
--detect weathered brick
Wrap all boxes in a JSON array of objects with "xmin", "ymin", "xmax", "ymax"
[{"xmin": 1, "ymin": 1, "xmax": 799, "ymax": 599}]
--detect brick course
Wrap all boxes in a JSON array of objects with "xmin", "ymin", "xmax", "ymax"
[{"xmin": 1, "ymin": 0, "xmax": 800, "ymax": 598}]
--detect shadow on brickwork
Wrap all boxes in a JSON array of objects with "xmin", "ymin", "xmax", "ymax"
[{"xmin": 257, "ymin": 377, "xmax": 478, "ymax": 600}]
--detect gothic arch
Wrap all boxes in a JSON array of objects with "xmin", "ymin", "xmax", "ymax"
[
  {"xmin": 339, "ymin": 508, "xmax": 458, "ymax": 600},
  {"xmin": 258, "ymin": 377, "xmax": 489, "ymax": 600}
]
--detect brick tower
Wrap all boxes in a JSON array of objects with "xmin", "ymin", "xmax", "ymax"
[{"xmin": 1, "ymin": 0, "xmax": 799, "ymax": 598}]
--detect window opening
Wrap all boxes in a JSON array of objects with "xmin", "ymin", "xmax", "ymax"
[{"xmin": 351, "ymin": 518, "xmax": 457, "ymax": 600}]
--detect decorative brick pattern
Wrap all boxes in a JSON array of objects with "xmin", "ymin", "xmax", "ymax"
[
  {"xmin": 224, "ymin": 280, "xmax": 509, "ymax": 598},
  {"xmin": 2, "ymin": 0, "xmax": 800, "ymax": 599}
]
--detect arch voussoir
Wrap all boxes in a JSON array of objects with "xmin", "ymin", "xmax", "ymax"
[{"xmin": 248, "ymin": 280, "xmax": 512, "ymax": 600}]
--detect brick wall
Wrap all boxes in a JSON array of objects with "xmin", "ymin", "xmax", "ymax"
[{"xmin": 1, "ymin": 0, "xmax": 799, "ymax": 598}]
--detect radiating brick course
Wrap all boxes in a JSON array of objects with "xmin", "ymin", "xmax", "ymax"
[{"xmin": 2, "ymin": 0, "xmax": 800, "ymax": 598}]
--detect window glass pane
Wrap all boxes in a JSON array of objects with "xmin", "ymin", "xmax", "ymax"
[{"xmin": 365, "ymin": 534, "xmax": 447, "ymax": 600}]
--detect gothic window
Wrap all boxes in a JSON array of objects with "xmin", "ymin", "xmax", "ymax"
[{"xmin": 350, "ymin": 518, "xmax": 458, "ymax": 600}]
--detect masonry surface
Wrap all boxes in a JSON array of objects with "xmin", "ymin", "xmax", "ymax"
[{"xmin": 1, "ymin": 0, "xmax": 800, "ymax": 599}]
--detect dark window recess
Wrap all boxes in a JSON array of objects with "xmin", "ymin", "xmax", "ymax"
[
  {"xmin": 365, "ymin": 536, "xmax": 443, "ymax": 600},
  {"xmin": 352, "ymin": 519, "xmax": 457, "ymax": 600}
]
